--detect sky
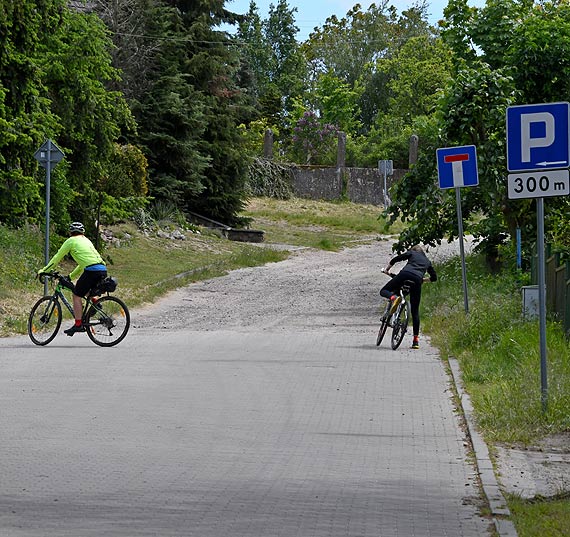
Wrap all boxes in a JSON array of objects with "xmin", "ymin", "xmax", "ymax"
[{"xmin": 224, "ymin": 0, "xmax": 486, "ymax": 41}]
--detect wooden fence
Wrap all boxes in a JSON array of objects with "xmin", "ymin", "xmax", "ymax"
[{"xmin": 532, "ymin": 245, "xmax": 570, "ymax": 337}]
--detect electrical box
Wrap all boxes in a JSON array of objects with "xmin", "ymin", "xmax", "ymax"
[{"xmin": 522, "ymin": 285, "xmax": 539, "ymax": 319}]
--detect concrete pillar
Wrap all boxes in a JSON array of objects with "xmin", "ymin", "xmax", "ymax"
[
  {"xmin": 409, "ymin": 134, "xmax": 419, "ymax": 166},
  {"xmin": 337, "ymin": 131, "xmax": 346, "ymax": 169},
  {"xmin": 263, "ymin": 129, "xmax": 273, "ymax": 159}
]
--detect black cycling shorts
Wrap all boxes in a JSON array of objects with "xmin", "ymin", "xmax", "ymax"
[{"xmin": 74, "ymin": 270, "xmax": 107, "ymax": 297}]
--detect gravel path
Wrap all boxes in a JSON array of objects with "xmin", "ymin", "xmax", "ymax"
[{"xmin": 133, "ymin": 238, "xmax": 470, "ymax": 334}]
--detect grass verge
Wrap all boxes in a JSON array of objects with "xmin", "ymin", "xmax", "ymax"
[
  {"xmin": 243, "ymin": 197, "xmax": 395, "ymax": 249},
  {"xmin": 422, "ymin": 254, "xmax": 570, "ymax": 444},
  {"xmin": 507, "ymin": 493, "xmax": 570, "ymax": 537}
]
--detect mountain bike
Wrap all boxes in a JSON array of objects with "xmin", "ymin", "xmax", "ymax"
[
  {"xmin": 28, "ymin": 271, "xmax": 130, "ymax": 347},
  {"xmin": 376, "ymin": 271, "xmax": 412, "ymax": 350}
]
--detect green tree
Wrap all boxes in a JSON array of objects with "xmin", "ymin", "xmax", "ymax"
[
  {"xmin": 237, "ymin": 0, "xmax": 306, "ymax": 129},
  {"xmin": 315, "ymin": 72, "xmax": 362, "ymax": 135},
  {"xmin": 172, "ymin": 0, "xmax": 251, "ymax": 224},
  {"xmin": 389, "ymin": 0, "xmax": 570, "ymax": 261},
  {"xmin": 304, "ymin": 2, "xmax": 396, "ymax": 86},
  {"xmin": 264, "ymin": 0, "xmax": 306, "ymax": 117},
  {"xmin": 96, "ymin": 143, "xmax": 149, "ymax": 226},
  {"xmin": 387, "ymin": 62, "xmax": 519, "ymax": 263},
  {"xmin": 380, "ymin": 35, "xmax": 453, "ymax": 123},
  {"xmin": 42, "ymin": 8, "xmax": 135, "ymax": 224},
  {"xmin": 304, "ymin": 1, "xmax": 434, "ymax": 131},
  {"xmin": 505, "ymin": 2, "xmax": 570, "ymax": 104},
  {"xmin": 0, "ymin": 0, "xmax": 61, "ymax": 226},
  {"xmin": 237, "ymin": 2, "xmax": 275, "ymax": 119}
]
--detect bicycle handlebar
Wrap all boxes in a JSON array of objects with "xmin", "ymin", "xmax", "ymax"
[
  {"xmin": 37, "ymin": 271, "xmax": 72, "ymax": 288},
  {"xmin": 38, "ymin": 271, "xmax": 59, "ymax": 284}
]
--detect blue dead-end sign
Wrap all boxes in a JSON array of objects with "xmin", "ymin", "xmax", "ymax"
[{"xmin": 436, "ymin": 145, "xmax": 479, "ymax": 189}]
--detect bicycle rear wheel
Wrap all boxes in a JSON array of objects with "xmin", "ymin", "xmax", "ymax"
[
  {"xmin": 85, "ymin": 296, "xmax": 130, "ymax": 347},
  {"xmin": 391, "ymin": 302, "xmax": 409, "ymax": 350},
  {"xmin": 28, "ymin": 296, "xmax": 62, "ymax": 346},
  {"xmin": 376, "ymin": 310, "xmax": 390, "ymax": 346}
]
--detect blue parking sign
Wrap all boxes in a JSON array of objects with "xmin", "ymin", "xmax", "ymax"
[
  {"xmin": 436, "ymin": 145, "xmax": 478, "ymax": 189},
  {"xmin": 507, "ymin": 102, "xmax": 570, "ymax": 172}
]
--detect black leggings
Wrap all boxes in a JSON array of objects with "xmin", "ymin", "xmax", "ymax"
[{"xmin": 380, "ymin": 272, "xmax": 423, "ymax": 337}]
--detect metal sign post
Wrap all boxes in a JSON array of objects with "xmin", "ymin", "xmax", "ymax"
[
  {"xmin": 536, "ymin": 198, "xmax": 548, "ymax": 410},
  {"xmin": 436, "ymin": 145, "xmax": 479, "ymax": 314},
  {"xmin": 34, "ymin": 140, "xmax": 65, "ymax": 294},
  {"xmin": 378, "ymin": 160, "xmax": 393, "ymax": 207},
  {"xmin": 506, "ymin": 101, "xmax": 570, "ymax": 412},
  {"xmin": 455, "ymin": 187, "xmax": 469, "ymax": 314}
]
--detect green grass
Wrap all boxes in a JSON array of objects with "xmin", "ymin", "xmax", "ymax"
[
  {"xmin": 508, "ymin": 493, "xmax": 570, "ymax": 536},
  {"xmin": 243, "ymin": 197, "xmax": 399, "ymax": 249},
  {"xmin": 422, "ymin": 254, "xmax": 570, "ymax": 444}
]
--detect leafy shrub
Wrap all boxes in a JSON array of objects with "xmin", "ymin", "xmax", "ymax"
[{"xmin": 246, "ymin": 158, "xmax": 293, "ymax": 200}]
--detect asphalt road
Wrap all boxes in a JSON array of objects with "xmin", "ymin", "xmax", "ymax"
[{"xmin": 0, "ymin": 241, "xmax": 492, "ymax": 536}]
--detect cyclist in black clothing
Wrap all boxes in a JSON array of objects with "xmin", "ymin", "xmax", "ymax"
[{"xmin": 380, "ymin": 245, "xmax": 437, "ymax": 349}]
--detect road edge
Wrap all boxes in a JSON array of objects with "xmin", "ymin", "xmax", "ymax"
[{"xmin": 448, "ymin": 356, "xmax": 519, "ymax": 537}]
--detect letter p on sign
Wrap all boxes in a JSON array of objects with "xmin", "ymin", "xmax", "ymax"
[{"xmin": 521, "ymin": 112, "xmax": 555, "ymax": 162}]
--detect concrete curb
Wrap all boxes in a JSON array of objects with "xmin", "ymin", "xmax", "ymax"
[{"xmin": 448, "ymin": 357, "xmax": 519, "ymax": 537}]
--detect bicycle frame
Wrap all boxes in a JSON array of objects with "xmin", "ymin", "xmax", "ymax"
[
  {"xmin": 376, "ymin": 272, "xmax": 412, "ymax": 349},
  {"xmin": 54, "ymin": 286, "xmax": 75, "ymax": 316},
  {"xmin": 47, "ymin": 280, "xmax": 97, "ymax": 321}
]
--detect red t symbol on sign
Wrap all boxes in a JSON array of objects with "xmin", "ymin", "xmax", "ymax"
[{"xmin": 444, "ymin": 153, "xmax": 470, "ymax": 186}]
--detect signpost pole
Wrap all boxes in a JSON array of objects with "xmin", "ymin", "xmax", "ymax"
[
  {"xmin": 44, "ymin": 140, "xmax": 52, "ymax": 295},
  {"xmin": 34, "ymin": 139, "xmax": 64, "ymax": 295},
  {"xmin": 455, "ymin": 187, "xmax": 469, "ymax": 314},
  {"xmin": 536, "ymin": 197, "xmax": 548, "ymax": 411}
]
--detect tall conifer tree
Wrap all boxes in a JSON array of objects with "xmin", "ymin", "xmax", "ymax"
[{"xmin": 132, "ymin": 0, "xmax": 250, "ymax": 224}]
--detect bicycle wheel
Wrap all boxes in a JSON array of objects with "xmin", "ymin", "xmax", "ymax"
[
  {"xmin": 391, "ymin": 301, "xmax": 409, "ymax": 350},
  {"xmin": 85, "ymin": 296, "xmax": 130, "ymax": 347},
  {"xmin": 28, "ymin": 296, "xmax": 62, "ymax": 346},
  {"xmin": 376, "ymin": 309, "xmax": 390, "ymax": 346}
]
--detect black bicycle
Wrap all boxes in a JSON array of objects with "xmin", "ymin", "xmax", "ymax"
[
  {"xmin": 376, "ymin": 271, "xmax": 412, "ymax": 350},
  {"xmin": 28, "ymin": 271, "xmax": 130, "ymax": 347}
]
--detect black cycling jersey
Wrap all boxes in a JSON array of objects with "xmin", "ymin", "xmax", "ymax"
[{"xmin": 389, "ymin": 250, "xmax": 437, "ymax": 282}]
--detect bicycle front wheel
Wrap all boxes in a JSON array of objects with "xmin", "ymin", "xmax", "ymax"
[
  {"xmin": 85, "ymin": 296, "xmax": 130, "ymax": 347},
  {"xmin": 28, "ymin": 296, "xmax": 62, "ymax": 346},
  {"xmin": 376, "ymin": 311, "xmax": 389, "ymax": 346},
  {"xmin": 391, "ymin": 302, "xmax": 409, "ymax": 350}
]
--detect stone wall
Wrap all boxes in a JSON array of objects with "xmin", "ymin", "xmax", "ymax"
[{"xmin": 289, "ymin": 166, "xmax": 408, "ymax": 206}]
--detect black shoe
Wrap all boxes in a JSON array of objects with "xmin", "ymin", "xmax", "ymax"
[{"xmin": 64, "ymin": 324, "xmax": 85, "ymax": 336}]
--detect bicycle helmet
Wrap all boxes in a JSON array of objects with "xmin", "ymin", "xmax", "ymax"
[{"xmin": 69, "ymin": 221, "xmax": 85, "ymax": 234}]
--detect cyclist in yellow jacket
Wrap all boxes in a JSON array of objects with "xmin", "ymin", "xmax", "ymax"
[{"xmin": 38, "ymin": 222, "xmax": 107, "ymax": 336}]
